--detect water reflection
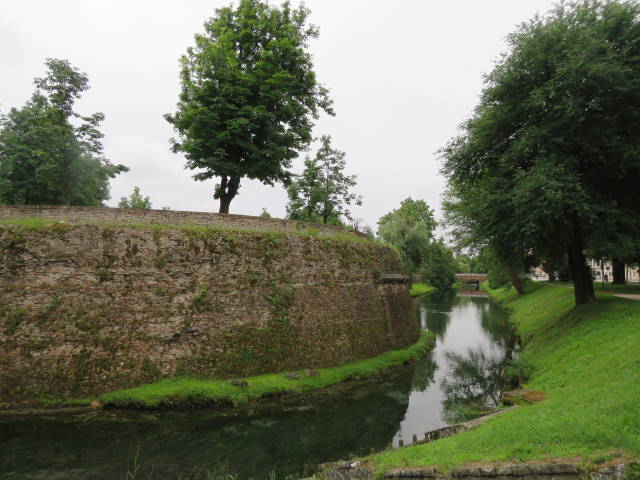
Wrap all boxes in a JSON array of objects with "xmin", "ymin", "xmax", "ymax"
[
  {"xmin": 392, "ymin": 290, "xmax": 516, "ymax": 444},
  {"xmin": 0, "ymin": 371, "xmax": 414, "ymax": 480},
  {"xmin": 410, "ymin": 355, "xmax": 438, "ymax": 393},
  {"xmin": 419, "ymin": 290, "xmax": 457, "ymax": 340},
  {"xmin": 441, "ymin": 349, "xmax": 509, "ymax": 423}
]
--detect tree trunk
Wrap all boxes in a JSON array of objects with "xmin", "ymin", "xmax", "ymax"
[
  {"xmin": 511, "ymin": 276, "xmax": 524, "ymax": 295},
  {"xmin": 567, "ymin": 242, "xmax": 595, "ymax": 305},
  {"xmin": 506, "ymin": 266, "xmax": 524, "ymax": 295},
  {"xmin": 219, "ymin": 196, "xmax": 232, "ymax": 214},
  {"xmin": 612, "ymin": 258, "xmax": 626, "ymax": 284},
  {"xmin": 216, "ymin": 175, "xmax": 240, "ymax": 214},
  {"xmin": 63, "ymin": 163, "xmax": 71, "ymax": 206}
]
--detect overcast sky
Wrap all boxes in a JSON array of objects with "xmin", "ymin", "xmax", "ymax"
[{"xmin": 1, "ymin": 0, "xmax": 558, "ymax": 230}]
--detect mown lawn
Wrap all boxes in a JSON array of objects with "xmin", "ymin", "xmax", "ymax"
[
  {"xmin": 595, "ymin": 283, "xmax": 640, "ymax": 294},
  {"xmin": 99, "ymin": 332, "xmax": 434, "ymax": 408},
  {"xmin": 368, "ymin": 283, "xmax": 640, "ymax": 472}
]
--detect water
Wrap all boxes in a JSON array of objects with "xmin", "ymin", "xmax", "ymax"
[
  {"xmin": 0, "ymin": 290, "xmax": 516, "ymax": 480},
  {"xmin": 393, "ymin": 289, "xmax": 516, "ymax": 446}
]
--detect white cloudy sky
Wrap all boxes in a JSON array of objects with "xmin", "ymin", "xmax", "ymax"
[{"xmin": 1, "ymin": 0, "xmax": 558, "ymax": 230}]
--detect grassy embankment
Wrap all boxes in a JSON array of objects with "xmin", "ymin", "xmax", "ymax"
[
  {"xmin": 410, "ymin": 283, "xmax": 436, "ymax": 297},
  {"xmin": 594, "ymin": 283, "xmax": 640, "ymax": 294},
  {"xmin": 368, "ymin": 282, "xmax": 640, "ymax": 472},
  {"xmin": 99, "ymin": 332, "xmax": 433, "ymax": 408}
]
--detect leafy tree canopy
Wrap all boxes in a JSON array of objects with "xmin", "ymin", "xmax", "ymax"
[
  {"xmin": 286, "ymin": 135, "xmax": 362, "ymax": 225},
  {"xmin": 259, "ymin": 207, "xmax": 272, "ymax": 218},
  {"xmin": 377, "ymin": 198, "xmax": 437, "ymax": 275},
  {"xmin": 421, "ymin": 239, "xmax": 458, "ymax": 291},
  {"xmin": 118, "ymin": 186, "xmax": 152, "ymax": 209},
  {"xmin": 0, "ymin": 58, "xmax": 127, "ymax": 206},
  {"xmin": 165, "ymin": 0, "xmax": 333, "ymax": 213},
  {"xmin": 442, "ymin": 0, "xmax": 640, "ymax": 305}
]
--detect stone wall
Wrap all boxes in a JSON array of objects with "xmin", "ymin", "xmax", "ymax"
[
  {"xmin": 322, "ymin": 460, "xmax": 631, "ymax": 480},
  {"xmin": 0, "ymin": 219, "xmax": 415, "ymax": 404},
  {"xmin": 0, "ymin": 205, "xmax": 365, "ymax": 237}
]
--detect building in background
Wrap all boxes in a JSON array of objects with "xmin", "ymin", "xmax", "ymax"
[
  {"xmin": 528, "ymin": 261, "xmax": 640, "ymax": 283},
  {"xmin": 589, "ymin": 259, "xmax": 640, "ymax": 283}
]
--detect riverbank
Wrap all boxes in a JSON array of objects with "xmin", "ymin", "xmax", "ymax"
[
  {"xmin": 365, "ymin": 282, "xmax": 640, "ymax": 473},
  {"xmin": 410, "ymin": 283, "xmax": 435, "ymax": 297},
  {"xmin": 73, "ymin": 331, "xmax": 432, "ymax": 409}
]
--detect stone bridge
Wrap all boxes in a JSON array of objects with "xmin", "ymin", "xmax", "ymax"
[{"xmin": 456, "ymin": 273, "xmax": 487, "ymax": 283}]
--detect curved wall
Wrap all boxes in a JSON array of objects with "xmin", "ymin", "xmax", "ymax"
[{"xmin": 0, "ymin": 209, "xmax": 416, "ymax": 403}]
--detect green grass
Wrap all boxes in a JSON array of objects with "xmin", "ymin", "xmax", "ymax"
[
  {"xmin": 0, "ymin": 217, "xmax": 57, "ymax": 230},
  {"xmin": 595, "ymin": 283, "xmax": 640, "ymax": 294},
  {"xmin": 99, "ymin": 332, "xmax": 434, "ymax": 408},
  {"xmin": 36, "ymin": 396, "xmax": 95, "ymax": 408},
  {"xmin": 410, "ymin": 283, "xmax": 435, "ymax": 297},
  {"xmin": 368, "ymin": 283, "xmax": 640, "ymax": 472},
  {"xmin": 0, "ymin": 216, "xmax": 385, "ymax": 248}
]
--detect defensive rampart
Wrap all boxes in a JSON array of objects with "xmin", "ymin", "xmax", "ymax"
[
  {"xmin": 0, "ymin": 205, "xmax": 365, "ymax": 237},
  {"xmin": 0, "ymin": 207, "xmax": 416, "ymax": 404}
]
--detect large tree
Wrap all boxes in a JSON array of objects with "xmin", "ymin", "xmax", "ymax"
[
  {"xmin": 165, "ymin": 0, "xmax": 333, "ymax": 214},
  {"xmin": 421, "ymin": 239, "xmax": 458, "ymax": 291},
  {"xmin": 377, "ymin": 198, "xmax": 437, "ymax": 276},
  {"xmin": 0, "ymin": 59, "xmax": 127, "ymax": 206},
  {"xmin": 442, "ymin": 0, "xmax": 640, "ymax": 305},
  {"xmin": 286, "ymin": 135, "xmax": 362, "ymax": 224}
]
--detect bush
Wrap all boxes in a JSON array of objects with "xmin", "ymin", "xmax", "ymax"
[
  {"xmin": 487, "ymin": 266, "xmax": 510, "ymax": 289},
  {"xmin": 421, "ymin": 240, "xmax": 457, "ymax": 291},
  {"xmin": 504, "ymin": 358, "xmax": 534, "ymax": 388}
]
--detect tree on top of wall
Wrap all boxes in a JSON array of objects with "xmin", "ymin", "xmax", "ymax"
[
  {"xmin": 286, "ymin": 135, "xmax": 362, "ymax": 225},
  {"xmin": 165, "ymin": 0, "xmax": 333, "ymax": 214}
]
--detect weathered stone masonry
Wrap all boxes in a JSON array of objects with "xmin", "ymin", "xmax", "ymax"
[{"xmin": 0, "ymin": 208, "xmax": 416, "ymax": 403}]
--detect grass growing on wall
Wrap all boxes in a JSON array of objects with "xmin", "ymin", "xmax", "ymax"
[
  {"xmin": 409, "ymin": 283, "xmax": 435, "ymax": 297},
  {"xmin": 99, "ymin": 332, "xmax": 434, "ymax": 408},
  {"xmin": 0, "ymin": 217, "xmax": 384, "ymax": 247},
  {"xmin": 368, "ymin": 283, "xmax": 640, "ymax": 472},
  {"xmin": 0, "ymin": 217, "xmax": 57, "ymax": 230}
]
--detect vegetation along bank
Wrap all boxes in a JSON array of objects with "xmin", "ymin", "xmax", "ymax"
[{"xmin": 365, "ymin": 282, "xmax": 639, "ymax": 474}]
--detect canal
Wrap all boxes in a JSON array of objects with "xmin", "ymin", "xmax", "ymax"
[{"xmin": 0, "ymin": 289, "xmax": 516, "ymax": 480}]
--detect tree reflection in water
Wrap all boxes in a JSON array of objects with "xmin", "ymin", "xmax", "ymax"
[
  {"xmin": 479, "ymin": 303, "xmax": 518, "ymax": 360},
  {"xmin": 419, "ymin": 290, "xmax": 457, "ymax": 340},
  {"xmin": 410, "ymin": 354, "xmax": 438, "ymax": 392},
  {"xmin": 440, "ymin": 348, "xmax": 511, "ymax": 423}
]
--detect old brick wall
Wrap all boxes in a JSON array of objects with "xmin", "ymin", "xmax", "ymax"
[{"xmin": 0, "ymin": 221, "xmax": 415, "ymax": 403}]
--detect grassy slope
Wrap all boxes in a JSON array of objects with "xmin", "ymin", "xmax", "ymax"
[
  {"xmin": 369, "ymin": 283, "xmax": 640, "ymax": 472},
  {"xmin": 410, "ymin": 283, "xmax": 436, "ymax": 297},
  {"xmin": 100, "ymin": 332, "xmax": 433, "ymax": 408}
]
